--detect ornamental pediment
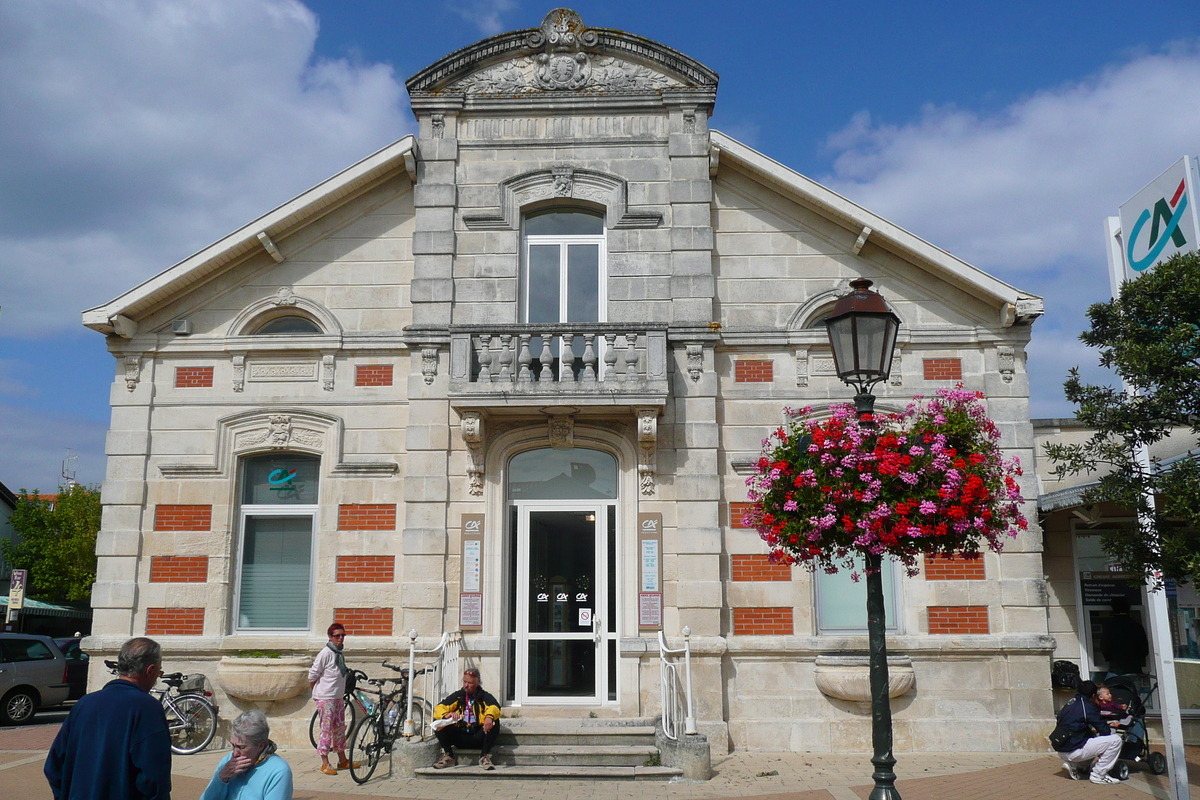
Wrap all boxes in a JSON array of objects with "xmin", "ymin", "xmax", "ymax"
[
  {"xmin": 449, "ymin": 54, "xmax": 685, "ymax": 95},
  {"xmin": 406, "ymin": 8, "xmax": 717, "ymax": 97}
]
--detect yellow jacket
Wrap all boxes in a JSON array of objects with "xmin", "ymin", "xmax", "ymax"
[{"xmin": 434, "ymin": 687, "xmax": 501, "ymax": 726}]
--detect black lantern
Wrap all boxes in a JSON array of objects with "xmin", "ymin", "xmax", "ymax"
[
  {"xmin": 824, "ymin": 279, "xmax": 901, "ymax": 413},
  {"xmin": 824, "ymin": 277, "xmax": 903, "ymax": 800}
]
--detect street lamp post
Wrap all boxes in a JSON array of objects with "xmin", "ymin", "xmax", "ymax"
[{"xmin": 824, "ymin": 278, "xmax": 902, "ymax": 800}]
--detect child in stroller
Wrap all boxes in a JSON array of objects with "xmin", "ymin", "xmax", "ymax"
[{"xmin": 1097, "ymin": 677, "xmax": 1168, "ymax": 776}]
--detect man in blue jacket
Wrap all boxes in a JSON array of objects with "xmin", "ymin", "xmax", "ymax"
[
  {"xmin": 1054, "ymin": 680, "xmax": 1123, "ymax": 785},
  {"xmin": 45, "ymin": 637, "xmax": 172, "ymax": 799}
]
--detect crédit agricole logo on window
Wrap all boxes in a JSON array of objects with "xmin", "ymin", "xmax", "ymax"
[{"xmin": 1119, "ymin": 156, "xmax": 1200, "ymax": 278}]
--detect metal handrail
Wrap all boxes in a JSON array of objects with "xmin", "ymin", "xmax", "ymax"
[
  {"xmin": 402, "ymin": 630, "xmax": 461, "ymax": 738},
  {"xmin": 657, "ymin": 627, "xmax": 697, "ymax": 739}
]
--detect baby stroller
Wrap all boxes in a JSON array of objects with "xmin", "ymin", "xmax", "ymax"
[{"xmin": 1103, "ymin": 675, "xmax": 1168, "ymax": 777}]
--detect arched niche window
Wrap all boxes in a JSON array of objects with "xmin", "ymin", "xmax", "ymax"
[
  {"xmin": 522, "ymin": 208, "xmax": 606, "ymax": 378},
  {"xmin": 234, "ymin": 453, "xmax": 320, "ymax": 631},
  {"xmin": 252, "ymin": 315, "xmax": 323, "ymax": 335}
]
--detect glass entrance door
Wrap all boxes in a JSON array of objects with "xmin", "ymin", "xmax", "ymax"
[{"xmin": 513, "ymin": 503, "xmax": 609, "ymax": 703}]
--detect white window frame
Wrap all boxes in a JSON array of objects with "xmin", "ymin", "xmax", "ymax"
[
  {"xmin": 232, "ymin": 504, "xmax": 317, "ymax": 634},
  {"xmin": 814, "ymin": 556, "xmax": 902, "ymax": 634}
]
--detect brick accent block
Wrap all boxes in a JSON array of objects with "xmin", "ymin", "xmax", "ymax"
[
  {"xmin": 928, "ymin": 605, "xmax": 990, "ymax": 634},
  {"xmin": 335, "ymin": 607, "xmax": 393, "ymax": 636},
  {"xmin": 730, "ymin": 502, "xmax": 754, "ymax": 529},
  {"xmin": 731, "ymin": 554, "xmax": 792, "ymax": 581},
  {"xmin": 923, "ymin": 358, "xmax": 963, "ymax": 381},
  {"xmin": 153, "ymin": 505, "xmax": 212, "ymax": 531},
  {"xmin": 924, "ymin": 554, "xmax": 986, "ymax": 580},
  {"xmin": 174, "ymin": 366, "xmax": 214, "ymax": 388},
  {"xmin": 149, "ymin": 556, "xmax": 209, "ymax": 583},
  {"xmin": 146, "ymin": 608, "xmax": 204, "ymax": 635},
  {"xmin": 337, "ymin": 504, "xmax": 397, "ymax": 531},
  {"xmin": 355, "ymin": 364, "xmax": 394, "ymax": 387},
  {"xmin": 734, "ymin": 360, "xmax": 774, "ymax": 383},
  {"xmin": 732, "ymin": 607, "xmax": 794, "ymax": 635},
  {"xmin": 336, "ymin": 556, "xmax": 396, "ymax": 583}
]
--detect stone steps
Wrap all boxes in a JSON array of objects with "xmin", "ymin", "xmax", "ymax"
[{"xmin": 414, "ymin": 717, "xmax": 681, "ymax": 780}]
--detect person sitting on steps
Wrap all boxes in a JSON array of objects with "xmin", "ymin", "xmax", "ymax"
[{"xmin": 432, "ymin": 668, "xmax": 501, "ymax": 771}]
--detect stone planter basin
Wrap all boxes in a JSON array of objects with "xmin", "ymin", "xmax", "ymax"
[
  {"xmin": 814, "ymin": 655, "xmax": 915, "ymax": 702},
  {"xmin": 217, "ymin": 655, "xmax": 313, "ymax": 702}
]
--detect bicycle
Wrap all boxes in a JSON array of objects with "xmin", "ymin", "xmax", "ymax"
[
  {"xmin": 308, "ymin": 669, "xmax": 372, "ymax": 750},
  {"xmin": 348, "ymin": 662, "xmax": 430, "ymax": 784},
  {"xmin": 104, "ymin": 660, "xmax": 218, "ymax": 755}
]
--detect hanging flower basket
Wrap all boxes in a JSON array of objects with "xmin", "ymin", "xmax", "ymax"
[{"xmin": 744, "ymin": 387, "xmax": 1027, "ymax": 575}]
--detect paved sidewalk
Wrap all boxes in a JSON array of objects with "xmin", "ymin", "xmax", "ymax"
[{"xmin": 3, "ymin": 723, "xmax": 1198, "ymax": 800}]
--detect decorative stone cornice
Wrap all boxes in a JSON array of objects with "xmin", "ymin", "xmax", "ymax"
[{"xmin": 405, "ymin": 8, "xmax": 718, "ymax": 96}]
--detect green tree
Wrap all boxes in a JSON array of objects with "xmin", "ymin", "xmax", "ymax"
[
  {"xmin": 1044, "ymin": 251, "xmax": 1200, "ymax": 583},
  {"xmin": 1, "ymin": 484, "xmax": 101, "ymax": 603}
]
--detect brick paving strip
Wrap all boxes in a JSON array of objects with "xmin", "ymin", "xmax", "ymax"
[{"xmin": 3, "ymin": 723, "xmax": 1198, "ymax": 800}]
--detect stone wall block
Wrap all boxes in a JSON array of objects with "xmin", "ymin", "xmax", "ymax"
[
  {"xmin": 91, "ymin": 580, "xmax": 137, "ymax": 608},
  {"xmin": 673, "ymin": 580, "xmax": 724, "ymax": 608},
  {"xmin": 105, "ymin": 430, "xmax": 151, "ymax": 456},
  {"xmin": 413, "ymin": 183, "xmax": 457, "ymax": 208},
  {"xmin": 400, "ymin": 582, "xmax": 446, "ymax": 608},
  {"xmin": 673, "ymin": 473, "xmax": 720, "ymax": 500},
  {"xmin": 412, "ymin": 230, "xmax": 456, "ymax": 256},
  {"xmin": 669, "ymin": 179, "xmax": 713, "ymax": 204},
  {"xmin": 401, "ymin": 527, "xmax": 448, "ymax": 556},
  {"xmin": 670, "ymin": 226, "xmax": 715, "ymax": 251}
]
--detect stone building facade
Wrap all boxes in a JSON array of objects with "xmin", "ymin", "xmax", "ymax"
[{"xmin": 82, "ymin": 9, "xmax": 1051, "ymax": 752}]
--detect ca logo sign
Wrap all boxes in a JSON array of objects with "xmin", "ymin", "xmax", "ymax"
[{"xmin": 1127, "ymin": 178, "xmax": 1189, "ymax": 272}]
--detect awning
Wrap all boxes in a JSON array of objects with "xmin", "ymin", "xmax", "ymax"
[{"xmin": 0, "ymin": 596, "xmax": 92, "ymax": 619}]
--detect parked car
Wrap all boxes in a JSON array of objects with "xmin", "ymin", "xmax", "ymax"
[
  {"xmin": 53, "ymin": 637, "xmax": 90, "ymax": 701},
  {"xmin": 0, "ymin": 633, "xmax": 71, "ymax": 724}
]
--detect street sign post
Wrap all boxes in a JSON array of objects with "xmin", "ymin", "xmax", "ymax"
[{"xmin": 6, "ymin": 568, "xmax": 27, "ymax": 628}]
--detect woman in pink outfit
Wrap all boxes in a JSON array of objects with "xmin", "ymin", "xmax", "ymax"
[{"xmin": 308, "ymin": 623, "xmax": 352, "ymax": 775}]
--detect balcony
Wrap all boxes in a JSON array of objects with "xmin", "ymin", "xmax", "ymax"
[{"xmin": 448, "ymin": 323, "xmax": 669, "ymax": 410}]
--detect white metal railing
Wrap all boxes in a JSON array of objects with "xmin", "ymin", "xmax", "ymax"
[
  {"xmin": 448, "ymin": 323, "xmax": 669, "ymax": 393},
  {"xmin": 403, "ymin": 630, "xmax": 461, "ymax": 738},
  {"xmin": 658, "ymin": 626, "xmax": 697, "ymax": 740}
]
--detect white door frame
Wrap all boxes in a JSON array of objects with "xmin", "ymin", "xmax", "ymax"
[{"xmin": 511, "ymin": 500, "xmax": 611, "ymax": 705}]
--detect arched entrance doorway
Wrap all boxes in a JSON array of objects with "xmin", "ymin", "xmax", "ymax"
[{"xmin": 507, "ymin": 447, "xmax": 618, "ymax": 705}]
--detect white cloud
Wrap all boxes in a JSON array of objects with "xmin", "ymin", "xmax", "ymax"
[
  {"xmin": 0, "ymin": 0, "xmax": 411, "ymax": 338},
  {"xmin": 820, "ymin": 43, "xmax": 1200, "ymax": 416},
  {"xmin": 447, "ymin": 0, "xmax": 518, "ymax": 37}
]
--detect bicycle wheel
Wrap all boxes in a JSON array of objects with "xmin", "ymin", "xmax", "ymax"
[
  {"xmin": 310, "ymin": 699, "xmax": 358, "ymax": 749},
  {"xmin": 349, "ymin": 714, "xmax": 383, "ymax": 784},
  {"xmin": 167, "ymin": 695, "xmax": 217, "ymax": 755}
]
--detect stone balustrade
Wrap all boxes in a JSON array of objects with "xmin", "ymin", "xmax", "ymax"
[{"xmin": 448, "ymin": 323, "xmax": 669, "ymax": 406}]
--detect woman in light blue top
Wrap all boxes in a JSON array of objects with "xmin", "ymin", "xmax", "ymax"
[{"xmin": 200, "ymin": 709, "xmax": 292, "ymax": 800}]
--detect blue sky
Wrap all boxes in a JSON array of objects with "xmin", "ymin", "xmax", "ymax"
[{"xmin": 2, "ymin": 0, "xmax": 1199, "ymax": 491}]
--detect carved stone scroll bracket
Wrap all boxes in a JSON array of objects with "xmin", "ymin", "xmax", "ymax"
[
  {"xmin": 460, "ymin": 411, "xmax": 486, "ymax": 496},
  {"xmin": 124, "ymin": 356, "xmax": 141, "ymax": 392},
  {"xmin": 548, "ymin": 414, "xmax": 574, "ymax": 450},
  {"xmin": 231, "ymin": 355, "xmax": 246, "ymax": 393},
  {"xmin": 431, "ymin": 113, "xmax": 445, "ymax": 139},
  {"xmin": 636, "ymin": 408, "xmax": 659, "ymax": 496},
  {"xmin": 422, "ymin": 347, "xmax": 439, "ymax": 385},
  {"xmin": 997, "ymin": 346, "xmax": 1015, "ymax": 383},
  {"xmin": 686, "ymin": 343, "xmax": 703, "ymax": 383},
  {"xmin": 322, "ymin": 354, "xmax": 335, "ymax": 392},
  {"xmin": 795, "ymin": 347, "xmax": 809, "ymax": 388},
  {"xmin": 888, "ymin": 349, "xmax": 903, "ymax": 388}
]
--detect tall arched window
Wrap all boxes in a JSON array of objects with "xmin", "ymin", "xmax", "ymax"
[
  {"xmin": 522, "ymin": 209, "xmax": 606, "ymax": 378},
  {"xmin": 235, "ymin": 453, "xmax": 319, "ymax": 631}
]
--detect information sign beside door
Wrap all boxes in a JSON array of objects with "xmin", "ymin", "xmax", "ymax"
[{"xmin": 460, "ymin": 514, "xmax": 484, "ymax": 630}]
